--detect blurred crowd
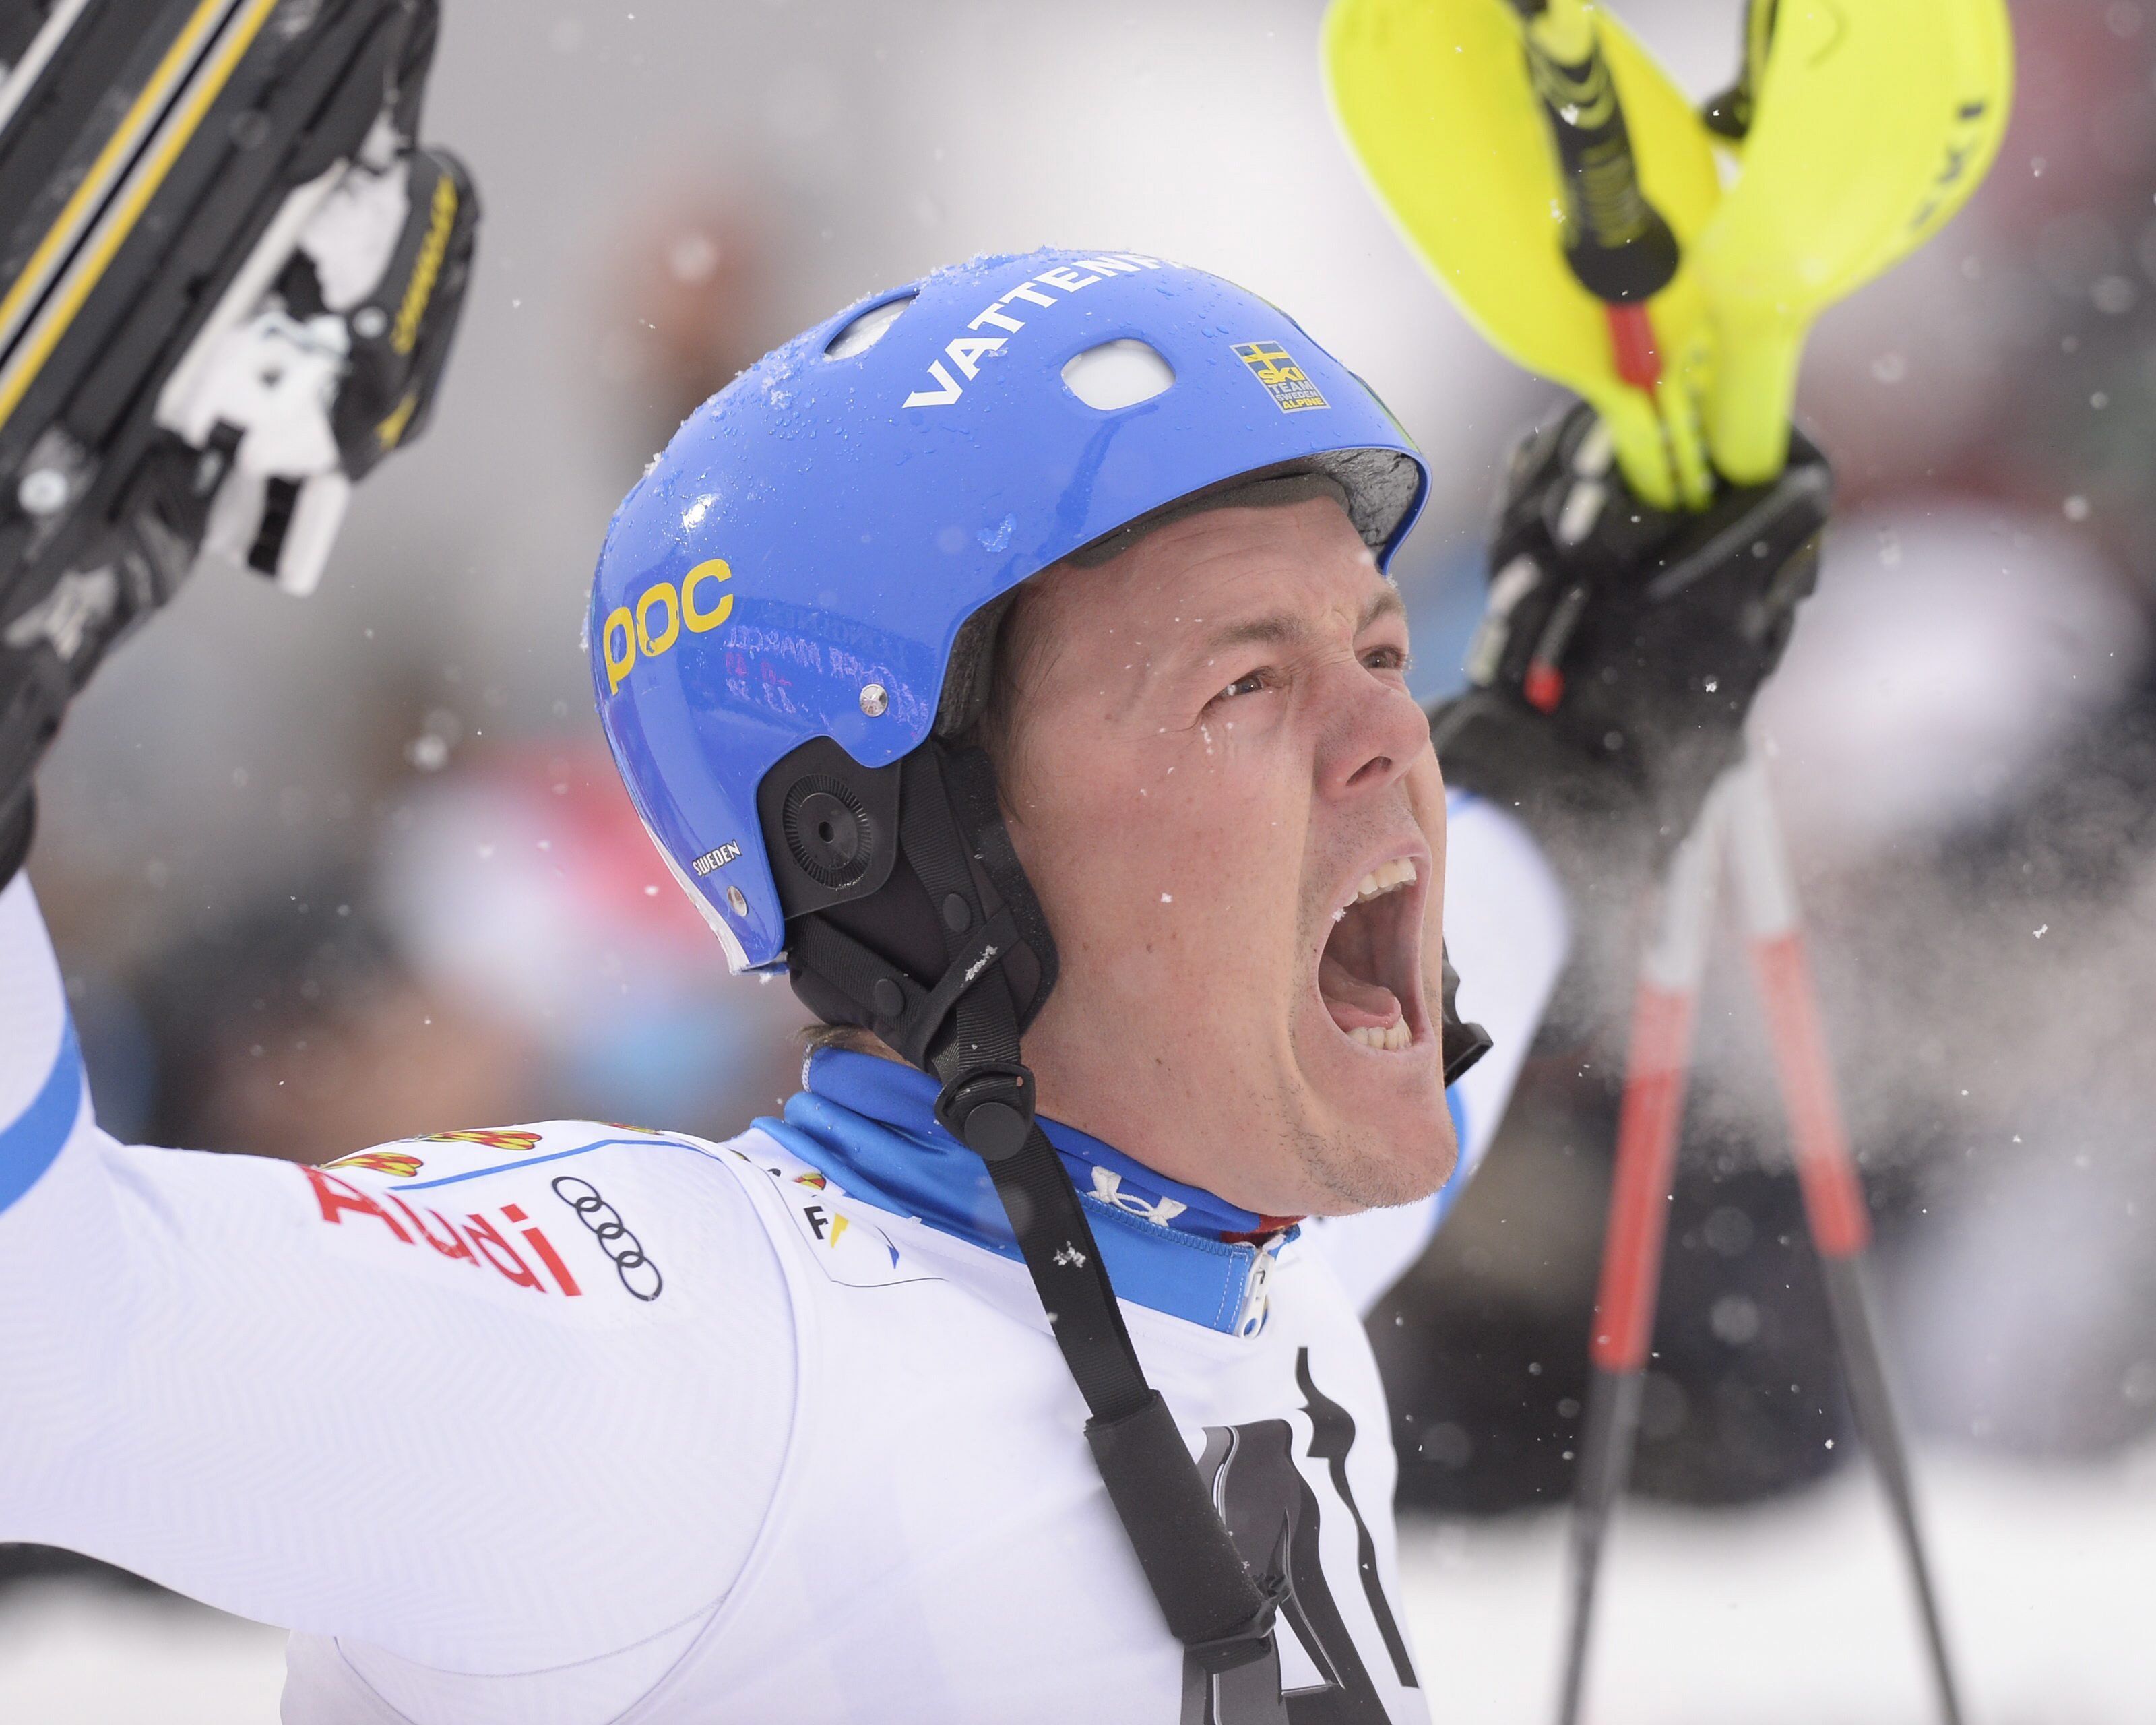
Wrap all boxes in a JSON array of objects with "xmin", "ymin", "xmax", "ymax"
[{"xmin": 6, "ymin": 0, "xmax": 2153, "ymax": 1604}]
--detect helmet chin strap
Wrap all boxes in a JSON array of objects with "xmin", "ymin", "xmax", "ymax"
[{"xmin": 779, "ymin": 738, "xmax": 1285, "ymax": 1672}]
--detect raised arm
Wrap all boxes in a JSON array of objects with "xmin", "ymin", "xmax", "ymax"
[{"xmin": 0, "ymin": 872, "xmax": 796, "ymax": 1682}]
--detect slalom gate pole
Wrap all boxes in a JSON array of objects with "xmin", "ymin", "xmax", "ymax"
[
  {"xmin": 1557, "ymin": 778, "xmax": 1728, "ymax": 1725},
  {"xmin": 1722, "ymin": 756, "xmax": 1965, "ymax": 1725},
  {"xmin": 1504, "ymin": 11, "xmax": 1964, "ymax": 1714}
]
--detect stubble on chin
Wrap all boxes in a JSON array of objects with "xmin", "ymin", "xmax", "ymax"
[{"xmin": 1290, "ymin": 1112, "xmax": 1457, "ymax": 1216}]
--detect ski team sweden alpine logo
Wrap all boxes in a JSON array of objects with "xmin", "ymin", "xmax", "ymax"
[{"xmin": 1233, "ymin": 342, "xmax": 1329, "ymax": 412}]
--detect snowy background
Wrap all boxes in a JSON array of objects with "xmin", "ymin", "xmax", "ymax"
[{"xmin": 8, "ymin": 0, "xmax": 2156, "ymax": 1716}]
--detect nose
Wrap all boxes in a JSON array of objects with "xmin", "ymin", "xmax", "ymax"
[{"xmin": 1316, "ymin": 658, "xmax": 1430, "ymax": 803}]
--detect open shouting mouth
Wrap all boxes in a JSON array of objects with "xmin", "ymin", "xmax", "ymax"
[{"xmin": 1316, "ymin": 851, "xmax": 1430, "ymax": 1055}]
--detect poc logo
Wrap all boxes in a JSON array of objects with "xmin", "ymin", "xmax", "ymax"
[{"xmin": 602, "ymin": 558, "xmax": 733, "ymax": 694}]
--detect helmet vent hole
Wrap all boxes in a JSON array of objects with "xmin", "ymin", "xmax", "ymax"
[
  {"xmin": 783, "ymin": 776, "xmax": 875, "ymax": 888},
  {"xmin": 1061, "ymin": 339, "xmax": 1174, "ymax": 410},
  {"xmin": 825, "ymin": 294, "xmax": 914, "ymax": 360}
]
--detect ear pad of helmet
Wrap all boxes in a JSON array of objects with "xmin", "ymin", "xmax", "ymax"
[{"xmin": 763, "ymin": 737, "xmax": 1058, "ymax": 1063}]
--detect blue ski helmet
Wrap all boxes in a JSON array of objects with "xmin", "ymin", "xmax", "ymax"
[{"xmin": 589, "ymin": 247, "xmax": 1430, "ymax": 972}]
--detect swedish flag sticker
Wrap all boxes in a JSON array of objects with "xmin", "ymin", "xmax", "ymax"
[{"xmin": 1232, "ymin": 342, "xmax": 1329, "ymax": 413}]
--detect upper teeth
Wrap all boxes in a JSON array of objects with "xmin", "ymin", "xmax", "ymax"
[{"xmin": 1347, "ymin": 858, "xmax": 1416, "ymax": 910}]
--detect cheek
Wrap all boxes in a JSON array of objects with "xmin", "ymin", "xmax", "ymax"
[
  {"xmin": 1010, "ymin": 733, "xmax": 1304, "ymax": 991},
  {"xmin": 1002, "ymin": 738, "xmax": 1151, "ymax": 947}
]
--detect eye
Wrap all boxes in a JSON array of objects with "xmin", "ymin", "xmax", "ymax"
[
  {"xmin": 1362, "ymin": 644, "xmax": 1408, "ymax": 677},
  {"xmin": 1212, "ymin": 669, "xmax": 1271, "ymax": 704}
]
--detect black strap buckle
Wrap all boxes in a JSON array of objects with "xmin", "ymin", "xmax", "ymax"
[{"xmin": 934, "ymin": 1062, "xmax": 1036, "ymax": 1162}]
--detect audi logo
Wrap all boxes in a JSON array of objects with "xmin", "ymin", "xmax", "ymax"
[{"xmin": 551, "ymin": 1176, "xmax": 664, "ymax": 1301}]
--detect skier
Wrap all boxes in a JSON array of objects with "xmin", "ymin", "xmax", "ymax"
[{"xmin": 0, "ymin": 221, "xmax": 1822, "ymax": 1725}]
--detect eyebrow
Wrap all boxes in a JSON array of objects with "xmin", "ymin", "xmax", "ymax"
[{"xmin": 1200, "ymin": 586, "xmax": 1406, "ymax": 654}]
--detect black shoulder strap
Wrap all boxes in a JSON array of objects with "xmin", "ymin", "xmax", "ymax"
[{"xmin": 937, "ymin": 1092, "xmax": 1283, "ymax": 1665}]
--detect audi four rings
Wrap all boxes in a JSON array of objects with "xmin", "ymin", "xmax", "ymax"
[{"xmin": 551, "ymin": 1177, "xmax": 664, "ymax": 1301}]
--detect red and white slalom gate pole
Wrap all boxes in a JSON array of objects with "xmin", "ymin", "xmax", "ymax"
[
  {"xmin": 1723, "ymin": 755, "xmax": 1965, "ymax": 1725},
  {"xmin": 1556, "ymin": 776, "xmax": 1728, "ymax": 1725}
]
